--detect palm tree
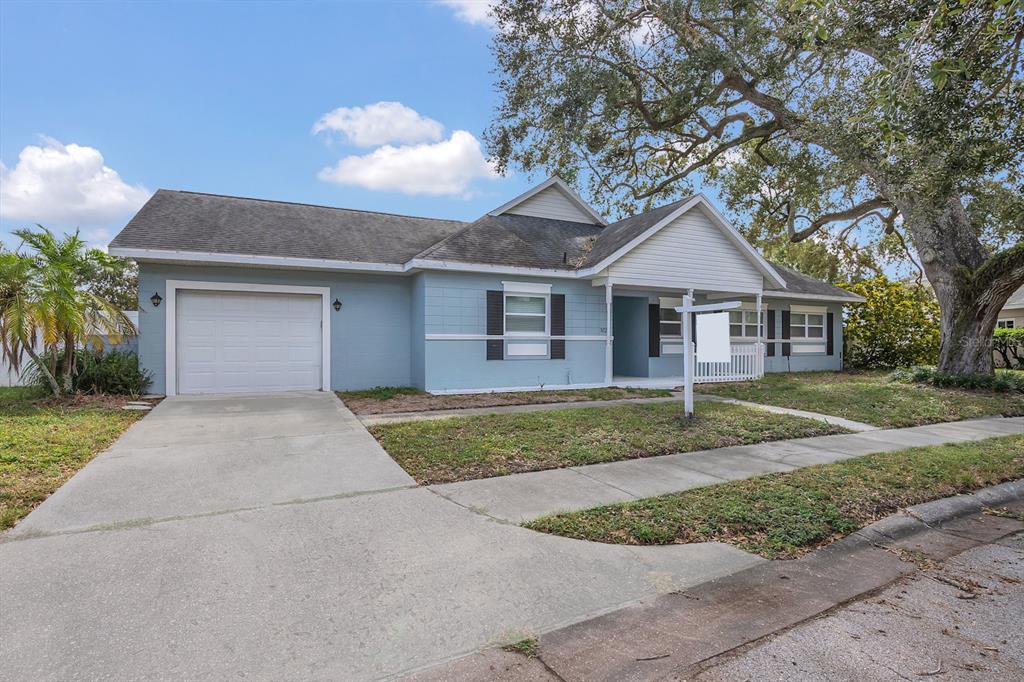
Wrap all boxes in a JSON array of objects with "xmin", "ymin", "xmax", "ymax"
[
  {"xmin": 0, "ymin": 251, "xmax": 61, "ymax": 395},
  {"xmin": 0, "ymin": 228, "xmax": 137, "ymax": 396}
]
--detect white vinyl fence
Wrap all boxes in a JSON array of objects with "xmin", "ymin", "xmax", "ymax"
[{"xmin": 694, "ymin": 342, "xmax": 763, "ymax": 384}]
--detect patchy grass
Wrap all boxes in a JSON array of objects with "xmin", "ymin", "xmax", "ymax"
[
  {"xmin": 502, "ymin": 637, "xmax": 539, "ymax": 658},
  {"xmin": 525, "ymin": 436, "xmax": 1024, "ymax": 560},
  {"xmin": 337, "ymin": 386, "xmax": 428, "ymax": 402},
  {"xmin": 339, "ymin": 385, "xmax": 673, "ymax": 415},
  {"xmin": 369, "ymin": 401, "xmax": 846, "ymax": 484},
  {"xmin": 698, "ymin": 371, "xmax": 1024, "ymax": 428},
  {"xmin": 0, "ymin": 388, "xmax": 143, "ymax": 530}
]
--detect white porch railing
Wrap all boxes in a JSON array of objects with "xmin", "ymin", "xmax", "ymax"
[{"xmin": 694, "ymin": 342, "xmax": 763, "ymax": 384}]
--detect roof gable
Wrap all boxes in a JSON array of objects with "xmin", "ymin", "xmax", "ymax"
[
  {"xmin": 489, "ymin": 176, "xmax": 606, "ymax": 225},
  {"xmin": 580, "ymin": 195, "xmax": 787, "ymax": 289}
]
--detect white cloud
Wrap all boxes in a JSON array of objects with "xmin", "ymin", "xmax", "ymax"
[
  {"xmin": 318, "ymin": 130, "xmax": 499, "ymax": 196},
  {"xmin": 313, "ymin": 101, "xmax": 444, "ymax": 147},
  {"xmin": 436, "ymin": 0, "xmax": 495, "ymax": 26},
  {"xmin": 0, "ymin": 137, "xmax": 151, "ymax": 225}
]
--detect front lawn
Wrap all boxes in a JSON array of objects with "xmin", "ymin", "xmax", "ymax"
[
  {"xmin": 698, "ymin": 371, "xmax": 1023, "ymax": 428},
  {"xmin": 525, "ymin": 435, "xmax": 1024, "ymax": 559},
  {"xmin": 0, "ymin": 388, "xmax": 143, "ymax": 530},
  {"xmin": 339, "ymin": 385, "xmax": 673, "ymax": 415},
  {"xmin": 369, "ymin": 401, "xmax": 847, "ymax": 484}
]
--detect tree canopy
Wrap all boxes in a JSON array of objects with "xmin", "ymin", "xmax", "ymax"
[{"xmin": 487, "ymin": 0, "xmax": 1023, "ymax": 373}]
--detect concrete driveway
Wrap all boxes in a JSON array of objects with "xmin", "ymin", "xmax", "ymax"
[{"xmin": 0, "ymin": 392, "xmax": 759, "ymax": 681}]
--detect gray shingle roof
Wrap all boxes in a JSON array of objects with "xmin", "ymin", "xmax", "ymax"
[
  {"xmin": 110, "ymin": 188, "xmax": 861, "ymax": 303},
  {"xmin": 767, "ymin": 263, "xmax": 862, "ymax": 300},
  {"xmin": 108, "ymin": 189, "xmax": 466, "ymax": 264},
  {"xmin": 415, "ymin": 213, "xmax": 602, "ymax": 270}
]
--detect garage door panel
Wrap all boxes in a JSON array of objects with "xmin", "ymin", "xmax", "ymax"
[{"xmin": 176, "ymin": 290, "xmax": 323, "ymax": 394}]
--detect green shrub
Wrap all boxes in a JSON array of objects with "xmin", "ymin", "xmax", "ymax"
[
  {"xmin": 23, "ymin": 348, "xmax": 152, "ymax": 397},
  {"xmin": 841, "ymin": 277, "xmax": 940, "ymax": 369},
  {"xmin": 890, "ymin": 365, "xmax": 1024, "ymax": 393},
  {"xmin": 993, "ymin": 328, "xmax": 1024, "ymax": 369}
]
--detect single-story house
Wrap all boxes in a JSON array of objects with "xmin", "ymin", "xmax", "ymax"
[
  {"xmin": 998, "ymin": 286, "xmax": 1023, "ymax": 330},
  {"xmin": 108, "ymin": 177, "xmax": 864, "ymax": 396}
]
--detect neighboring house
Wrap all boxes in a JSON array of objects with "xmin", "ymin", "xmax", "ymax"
[
  {"xmin": 108, "ymin": 177, "xmax": 863, "ymax": 396},
  {"xmin": 998, "ymin": 286, "xmax": 1024, "ymax": 330}
]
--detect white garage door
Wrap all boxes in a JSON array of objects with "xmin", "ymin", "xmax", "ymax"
[{"xmin": 176, "ymin": 290, "xmax": 323, "ymax": 394}]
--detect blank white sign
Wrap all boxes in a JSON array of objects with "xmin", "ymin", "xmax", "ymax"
[{"xmin": 696, "ymin": 312, "xmax": 731, "ymax": 363}]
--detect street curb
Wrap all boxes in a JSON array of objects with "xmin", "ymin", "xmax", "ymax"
[{"xmin": 857, "ymin": 478, "xmax": 1024, "ymax": 543}]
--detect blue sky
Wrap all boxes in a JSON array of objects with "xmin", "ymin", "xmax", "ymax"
[{"xmin": 1, "ymin": 0, "xmax": 562, "ymax": 250}]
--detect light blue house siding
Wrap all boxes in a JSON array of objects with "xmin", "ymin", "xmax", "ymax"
[
  {"xmin": 137, "ymin": 263, "xmax": 415, "ymax": 394},
  {"xmin": 420, "ymin": 271, "xmax": 608, "ymax": 392}
]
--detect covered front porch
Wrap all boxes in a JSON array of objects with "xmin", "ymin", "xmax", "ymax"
[{"xmin": 598, "ymin": 281, "xmax": 765, "ymax": 386}]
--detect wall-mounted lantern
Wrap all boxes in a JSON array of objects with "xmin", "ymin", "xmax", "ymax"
[
  {"xmin": 150, "ymin": 292, "xmax": 163, "ymax": 307},
  {"xmin": 332, "ymin": 298, "xmax": 342, "ymax": 312}
]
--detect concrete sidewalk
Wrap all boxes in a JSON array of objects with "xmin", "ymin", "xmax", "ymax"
[
  {"xmin": 430, "ymin": 416, "xmax": 1024, "ymax": 523},
  {"xmin": 405, "ymin": 481, "xmax": 1024, "ymax": 682}
]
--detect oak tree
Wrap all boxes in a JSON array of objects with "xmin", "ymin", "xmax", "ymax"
[{"xmin": 487, "ymin": 0, "xmax": 1023, "ymax": 374}]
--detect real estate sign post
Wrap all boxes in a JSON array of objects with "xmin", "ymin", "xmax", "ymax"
[{"xmin": 677, "ymin": 296, "xmax": 741, "ymax": 419}]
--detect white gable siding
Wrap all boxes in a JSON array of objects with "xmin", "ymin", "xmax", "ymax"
[
  {"xmin": 607, "ymin": 206, "xmax": 764, "ymax": 292},
  {"xmin": 505, "ymin": 186, "xmax": 597, "ymax": 223}
]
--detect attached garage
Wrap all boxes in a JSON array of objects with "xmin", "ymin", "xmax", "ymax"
[{"xmin": 167, "ymin": 282, "xmax": 330, "ymax": 395}]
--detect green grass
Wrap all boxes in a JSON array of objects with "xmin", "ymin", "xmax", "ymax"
[
  {"xmin": 525, "ymin": 435, "xmax": 1024, "ymax": 559},
  {"xmin": 0, "ymin": 388, "xmax": 142, "ymax": 530},
  {"xmin": 502, "ymin": 637, "xmax": 540, "ymax": 658},
  {"xmin": 699, "ymin": 371, "xmax": 1024, "ymax": 428},
  {"xmin": 336, "ymin": 386, "xmax": 427, "ymax": 401},
  {"xmin": 369, "ymin": 401, "xmax": 847, "ymax": 484}
]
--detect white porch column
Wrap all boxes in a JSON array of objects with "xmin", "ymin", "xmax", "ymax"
[
  {"xmin": 756, "ymin": 292, "xmax": 764, "ymax": 377},
  {"xmin": 604, "ymin": 282, "xmax": 613, "ymax": 384}
]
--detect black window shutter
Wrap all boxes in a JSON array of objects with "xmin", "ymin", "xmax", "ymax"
[
  {"xmin": 690, "ymin": 312, "xmax": 698, "ymax": 349},
  {"xmin": 550, "ymin": 294, "xmax": 566, "ymax": 359},
  {"xmin": 781, "ymin": 309, "xmax": 791, "ymax": 357},
  {"xmin": 486, "ymin": 290, "xmax": 503, "ymax": 360},
  {"xmin": 648, "ymin": 304, "xmax": 660, "ymax": 357},
  {"xmin": 826, "ymin": 311, "xmax": 835, "ymax": 355},
  {"xmin": 766, "ymin": 309, "xmax": 776, "ymax": 357}
]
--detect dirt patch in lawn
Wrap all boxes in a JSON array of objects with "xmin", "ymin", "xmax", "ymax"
[{"xmin": 339, "ymin": 386, "xmax": 674, "ymax": 415}]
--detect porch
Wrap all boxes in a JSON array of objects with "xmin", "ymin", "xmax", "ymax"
[{"xmin": 600, "ymin": 282, "xmax": 766, "ymax": 385}]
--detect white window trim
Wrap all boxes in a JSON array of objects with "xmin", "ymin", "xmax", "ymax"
[
  {"xmin": 997, "ymin": 319, "xmax": 1015, "ymax": 329},
  {"xmin": 499, "ymin": 280, "xmax": 548, "ymax": 337},
  {"xmin": 658, "ymin": 297, "xmax": 683, "ymax": 339},
  {"xmin": 789, "ymin": 305, "xmax": 826, "ymax": 342},
  {"xmin": 163, "ymin": 280, "xmax": 331, "ymax": 397},
  {"xmin": 729, "ymin": 304, "xmax": 763, "ymax": 340}
]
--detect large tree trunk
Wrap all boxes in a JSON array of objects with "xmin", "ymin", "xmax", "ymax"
[{"xmin": 902, "ymin": 195, "xmax": 1024, "ymax": 375}]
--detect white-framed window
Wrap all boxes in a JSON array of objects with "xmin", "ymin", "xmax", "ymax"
[
  {"xmin": 659, "ymin": 297, "xmax": 682, "ymax": 338},
  {"xmin": 504, "ymin": 293, "xmax": 549, "ymax": 334},
  {"xmin": 729, "ymin": 310, "xmax": 762, "ymax": 339},
  {"xmin": 790, "ymin": 305, "xmax": 827, "ymax": 354},
  {"xmin": 790, "ymin": 311, "xmax": 825, "ymax": 339},
  {"xmin": 997, "ymin": 319, "xmax": 1015, "ymax": 329}
]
